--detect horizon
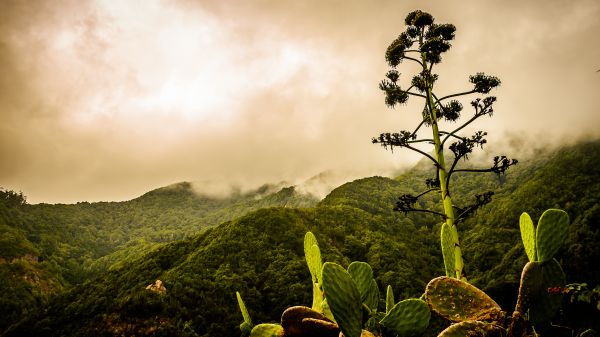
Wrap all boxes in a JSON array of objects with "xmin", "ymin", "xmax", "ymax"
[{"xmin": 1, "ymin": 0, "xmax": 599, "ymax": 203}]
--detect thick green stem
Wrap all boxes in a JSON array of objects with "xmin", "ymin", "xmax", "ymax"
[{"xmin": 421, "ymin": 55, "xmax": 466, "ymax": 281}]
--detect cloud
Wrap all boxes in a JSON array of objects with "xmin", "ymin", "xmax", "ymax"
[{"xmin": 0, "ymin": 0, "xmax": 599, "ymax": 203}]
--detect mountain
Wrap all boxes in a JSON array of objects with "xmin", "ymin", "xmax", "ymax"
[
  {"xmin": 3, "ymin": 139, "xmax": 600, "ymax": 336},
  {"xmin": 0, "ymin": 182, "xmax": 317, "ymax": 331}
]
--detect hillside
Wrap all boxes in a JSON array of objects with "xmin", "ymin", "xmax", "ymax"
[
  {"xmin": 0, "ymin": 182, "xmax": 317, "ymax": 331},
  {"xmin": 3, "ymin": 139, "xmax": 600, "ymax": 336}
]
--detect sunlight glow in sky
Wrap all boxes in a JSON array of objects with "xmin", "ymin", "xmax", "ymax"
[{"xmin": 1, "ymin": 0, "xmax": 599, "ymax": 203}]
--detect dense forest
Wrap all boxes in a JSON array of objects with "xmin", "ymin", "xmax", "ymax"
[
  {"xmin": 0, "ymin": 182, "xmax": 316, "ymax": 331},
  {"xmin": 1, "ymin": 139, "xmax": 599, "ymax": 336}
]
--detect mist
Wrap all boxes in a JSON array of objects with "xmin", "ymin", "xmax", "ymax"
[{"xmin": 1, "ymin": 0, "xmax": 599, "ymax": 203}]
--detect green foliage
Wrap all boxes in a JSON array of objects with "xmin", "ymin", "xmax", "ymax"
[
  {"xmin": 440, "ymin": 223, "xmax": 455, "ymax": 277},
  {"xmin": 322, "ymin": 262, "xmax": 363, "ymax": 337},
  {"xmin": 237, "ymin": 292, "xmax": 253, "ymax": 332},
  {"xmin": 380, "ymin": 299, "xmax": 430, "ymax": 337},
  {"xmin": 519, "ymin": 213, "xmax": 536, "ymax": 262},
  {"xmin": 385, "ymin": 285, "xmax": 395, "ymax": 314},
  {"xmin": 536, "ymin": 209, "xmax": 569, "ymax": 262},
  {"xmin": 249, "ymin": 324, "xmax": 283, "ymax": 337},
  {"xmin": 4, "ymin": 140, "xmax": 600, "ymax": 336},
  {"xmin": 347, "ymin": 261, "xmax": 378, "ymax": 311}
]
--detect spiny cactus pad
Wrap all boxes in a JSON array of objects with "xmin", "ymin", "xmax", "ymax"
[
  {"xmin": 425, "ymin": 276, "xmax": 503, "ymax": 322},
  {"xmin": 386, "ymin": 285, "xmax": 395, "ymax": 314},
  {"xmin": 322, "ymin": 262, "xmax": 363, "ymax": 337},
  {"xmin": 441, "ymin": 223, "xmax": 455, "ymax": 277},
  {"xmin": 519, "ymin": 212, "xmax": 536, "ymax": 262},
  {"xmin": 249, "ymin": 323, "xmax": 284, "ymax": 337},
  {"xmin": 437, "ymin": 321, "xmax": 505, "ymax": 337},
  {"xmin": 380, "ymin": 298, "xmax": 430, "ymax": 337},
  {"xmin": 237, "ymin": 291, "xmax": 253, "ymax": 326},
  {"xmin": 536, "ymin": 209, "xmax": 569, "ymax": 262},
  {"xmin": 517, "ymin": 259, "xmax": 565, "ymax": 326},
  {"xmin": 304, "ymin": 232, "xmax": 323, "ymax": 283},
  {"xmin": 364, "ymin": 279, "xmax": 379, "ymax": 311},
  {"xmin": 347, "ymin": 262, "xmax": 375, "ymax": 302}
]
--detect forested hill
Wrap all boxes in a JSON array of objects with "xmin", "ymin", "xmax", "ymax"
[
  {"xmin": 0, "ymin": 182, "xmax": 317, "ymax": 331},
  {"xmin": 4, "ymin": 139, "xmax": 600, "ymax": 336}
]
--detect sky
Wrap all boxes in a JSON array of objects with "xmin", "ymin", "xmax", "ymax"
[{"xmin": 1, "ymin": 0, "xmax": 599, "ymax": 203}]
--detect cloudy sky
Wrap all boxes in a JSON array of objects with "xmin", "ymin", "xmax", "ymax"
[{"xmin": 1, "ymin": 0, "xmax": 599, "ymax": 203}]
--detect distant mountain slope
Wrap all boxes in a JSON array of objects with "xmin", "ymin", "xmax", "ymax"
[
  {"xmin": 4, "ymin": 205, "xmax": 441, "ymax": 337},
  {"xmin": 0, "ymin": 183, "xmax": 317, "ymax": 331},
  {"xmin": 4, "ymin": 139, "xmax": 600, "ymax": 336}
]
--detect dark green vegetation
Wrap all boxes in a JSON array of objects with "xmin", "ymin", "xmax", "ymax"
[
  {"xmin": 0, "ymin": 182, "xmax": 316, "ymax": 332},
  {"xmin": 2, "ymin": 139, "xmax": 599, "ymax": 336}
]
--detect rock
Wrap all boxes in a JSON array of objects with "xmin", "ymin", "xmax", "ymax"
[{"xmin": 145, "ymin": 279, "xmax": 166, "ymax": 294}]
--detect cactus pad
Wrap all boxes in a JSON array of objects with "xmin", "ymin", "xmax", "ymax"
[
  {"xmin": 380, "ymin": 298, "xmax": 430, "ymax": 337},
  {"xmin": 425, "ymin": 276, "xmax": 503, "ymax": 322},
  {"xmin": 437, "ymin": 321, "xmax": 505, "ymax": 337},
  {"xmin": 386, "ymin": 285, "xmax": 395, "ymax": 314},
  {"xmin": 517, "ymin": 259, "xmax": 565, "ymax": 326},
  {"xmin": 322, "ymin": 262, "xmax": 363, "ymax": 337},
  {"xmin": 250, "ymin": 324, "xmax": 284, "ymax": 337},
  {"xmin": 364, "ymin": 279, "xmax": 379, "ymax": 311},
  {"xmin": 441, "ymin": 223, "xmax": 455, "ymax": 277},
  {"xmin": 305, "ymin": 232, "xmax": 323, "ymax": 283},
  {"xmin": 519, "ymin": 212, "xmax": 536, "ymax": 262},
  {"xmin": 347, "ymin": 262, "xmax": 375, "ymax": 300},
  {"xmin": 237, "ymin": 291, "xmax": 253, "ymax": 326},
  {"xmin": 536, "ymin": 209, "xmax": 569, "ymax": 262},
  {"xmin": 281, "ymin": 306, "xmax": 332, "ymax": 337}
]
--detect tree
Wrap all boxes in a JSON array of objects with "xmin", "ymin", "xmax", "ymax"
[{"xmin": 373, "ymin": 10, "xmax": 517, "ymax": 281}]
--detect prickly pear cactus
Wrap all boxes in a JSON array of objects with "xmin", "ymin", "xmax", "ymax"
[
  {"xmin": 516, "ymin": 259, "xmax": 565, "ymax": 327},
  {"xmin": 519, "ymin": 212, "xmax": 536, "ymax": 262},
  {"xmin": 437, "ymin": 320, "xmax": 505, "ymax": 337},
  {"xmin": 281, "ymin": 306, "xmax": 338, "ymax": 337},
  {"xmin": 304, "ymin": 232, "xmax": 323, "ymax": 283},
  {"xmin": 305, "ymin": 232, "xmax": 325, "ymax": 312},
  {"xmin": 237, "ymin": 291, "xmax": 253, "ymax": 335},
  {"xmin": 441, "ymin": 223, "xmax": 455, "ymax": 278},
  {"xmin": 322, "ymin": 262, "xmax": 363, "ymax": 337},
  {"xmin": 386, "ymin": 285, "xmax": 395, "ymax": 314},
  {"xmin": 249, "ymin": 323, "xmax": 284, "ymax": 337},
  {"xmin": 347, "ymin": 262, "xmax": 378, "ymax": 311},
  {"xmin": 380, "ymin": 298, "xmax": 430, "ymax": 337},
  {"xmin": 536, "ymin": 209, "xmax": 569, "ymax": 263},
  {"xmin": 425, "ymin": 276, "xmax": 503, "ymax": 322}
]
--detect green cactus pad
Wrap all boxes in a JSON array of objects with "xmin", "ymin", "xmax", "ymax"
[
  {"xmin": 321, "ymin": 298, "xmax": 336, "ymax": 323},
  {"xmin": 536, "ymin": 209, "xmax": 569, "ymax": 262},
  {"xmin": 425, "ymin": 276, "xmax": 503, "ymax": 322},
  {"xmin": 380, "ymin": 298, "xmax": 430, "ymax": 337},
  {"xmin": 364, "ymin": 279, "xmax": 379, "ymax": 311},
  {"xmin": 437, "ymin": 321, "xmax": 505, "ymax": 337},
  {"xmin": 441, "ymin": 223, "xmax": 455, "ymax": 277},
  {"xmin": 322, "ymin": 262, "xmax": 363, "ymax": 337},
  {"xmin": 237, "ymin": 291, "xmax": 253, "ymax": 326},
  {"xmin": 386, "ymin": 285, "xmax": 395, "ymax": 314},
  {"xmin": 250, "ymin": 324, "xmax": 284, "ymax": 337},
  {"xmin": 520, "ymin": 212, "xmax": 536, "ymax": 262},
  {"xmin": 305, "ymin": 232, "xmax": 323, "ymax": 283},
  {"xmin": 517, "ymin": 259, "xmax": 565, "ymax": 327},
  {"xmin": 347, "ymin": 262, "xmax": 375, "ymax": 301},
  {"xmin": 312, "ymin": 282, "xmax": 324, "ymax": 312}
]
